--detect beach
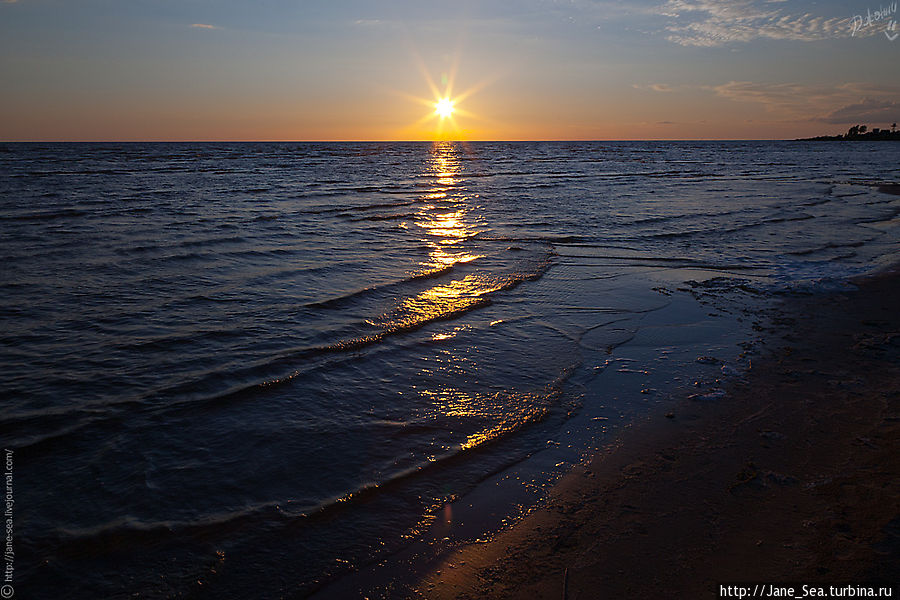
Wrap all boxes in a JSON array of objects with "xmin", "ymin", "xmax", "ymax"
[{"xmin": 414, "ymin": 268, "xmax": 900, "ymax": 598}]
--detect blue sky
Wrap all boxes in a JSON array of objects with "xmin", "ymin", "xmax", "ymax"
[{"xmin": 1, "ymin": 0, "xmax": 897, "ymax": 140}]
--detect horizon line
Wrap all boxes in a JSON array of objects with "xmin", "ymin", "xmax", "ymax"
[{"xmin": 1, "ymin": 138, "xmax": 821, "ymax": 143}]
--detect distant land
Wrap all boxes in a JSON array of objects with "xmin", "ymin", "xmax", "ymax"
[{"xmin": 798, "ymin": 124, "xmax": 900, "ymax": 141}]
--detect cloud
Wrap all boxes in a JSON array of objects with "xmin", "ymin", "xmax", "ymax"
[
  {"xmin": 712, "ymin": 80, "xmax": 900, "ymax": 125},
  {"xmin": 661, "ymin": 0, "xmax": 851, "ymax": 46},
  {"xmin": 633, "ymin": 83, "xmax": 675, "ymax": 92},
  {"xmin": 822, "ymin": 98, "xmax": 900, "ymax": 124},
  {"xmin": 190, "ymin": 23, "xmax": 217, "ymax": 30},
  {"xmin": 2, "ymin": 1, "xmax": 19, "ymax": 4},
  {"xmin": 713, "ymin": 81, "xmax": 824, "ymax": 112}
]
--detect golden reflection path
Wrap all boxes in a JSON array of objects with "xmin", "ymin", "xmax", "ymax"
[
  {"xmin": 400, "ymin": 143, "xmax": 551, "ymax": 454},
  {"xmin": 368, "ymin": 143, "xmax": 554, "ymax": 466}
]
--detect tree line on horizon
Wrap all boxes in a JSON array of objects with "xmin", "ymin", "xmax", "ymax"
[{"xmin": 800, "ymin": 122, "xmax": 899, "ymax": 141}]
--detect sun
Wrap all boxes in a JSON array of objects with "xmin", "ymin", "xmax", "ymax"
[
  {"xmin": 435, "ymin": 97, "xmax": 455, "ymax": 119},
  {"xmin": 399, "ymin": 54, "xmax": 489, "ymax": 139}
]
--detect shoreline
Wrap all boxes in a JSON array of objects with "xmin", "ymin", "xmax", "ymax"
[
  {"xmin": 309, "ymin": 262, "xmax": 766, "ymax": 599},
  {"xmin": 412, "ymin": 269, "xmax": 900, "ymax": 598}
]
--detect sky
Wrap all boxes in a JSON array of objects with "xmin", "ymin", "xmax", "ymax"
[{"xmin": 1, "ymin": 0, "xmax": 898, "ymax": 140}]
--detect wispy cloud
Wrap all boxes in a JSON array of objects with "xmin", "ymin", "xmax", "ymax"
[
  {"xmin": 822, "ymin": 98, "xmax": 900, "ymax": 124},
  {"xmin": 713, "ymin": 81, "xmax": 900, "ymax": 124},
  {"xmin": 190, "ymin": 23, "xmax": 218, "ymax": 30},
  {"xmin": 661, "ymin": 0, "xmax": 850, "ymax": 46},
  {"xmin": 2, "ymin": 1, "xmax": 20, "ymax": 4},
  {"xmin": 634, "ymin": 83, "xmax": 675, "ymax": 92}
]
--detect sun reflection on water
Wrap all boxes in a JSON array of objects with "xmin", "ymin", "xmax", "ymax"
[
  {"xmin": 432, "ymin": 152, "xmax": 457, "ymax": 186},
  {"xmin": 415, "ymin": 142, "xmax": 483, "ymax": 269},
  {"xmin": 428, "ymin": 141, "xmax": 460, "ymax": 186},
  {"xmin": 351, "ymin": 142, "xmax": 558, "ymax": 500},
  {"xmin": 373, "ymin": 142, "xmax": 554, "ymax": 455},
  {"xmin": 424, "ymin": 212, "xmax": 469, "ymax": 242}
]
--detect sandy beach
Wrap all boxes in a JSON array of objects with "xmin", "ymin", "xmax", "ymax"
[{"xmin": 414, "ymin": 269, "xmax": 900, "ymax": 599}]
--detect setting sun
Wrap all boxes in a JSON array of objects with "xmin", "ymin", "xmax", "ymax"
[
  {"xmin": 399, "ymin": 53, "xmax": 488, "ymax": 140},
  {"xmin": 435, "ymin": 97, "xmax": 454, "ymax": 119}
]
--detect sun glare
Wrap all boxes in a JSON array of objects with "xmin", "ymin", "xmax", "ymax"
[
  {"xmin": 400, "ymin": 53, "xmax": 488, "ymax": 139},
  {"xmin": 435, "ymin": 97, "xmax": 454, "ymax": 119}
]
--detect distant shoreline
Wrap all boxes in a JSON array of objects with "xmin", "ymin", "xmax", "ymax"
[
  {"xmin": 797, "ymin": 128, "xmax": 900, "ymax": 141},
  {"xmin": 798, "ymin": 136, "xmax": 900, "ymax": 141}
]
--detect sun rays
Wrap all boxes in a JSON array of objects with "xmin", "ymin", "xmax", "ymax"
[{"xmin": 398, "ymin": 49, "xmax": 489, "ymax": 140}]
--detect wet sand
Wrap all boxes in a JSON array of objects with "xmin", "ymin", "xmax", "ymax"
[{"xmin": 413, "ymin": 269, "xmax": 900, "ymax": 598}]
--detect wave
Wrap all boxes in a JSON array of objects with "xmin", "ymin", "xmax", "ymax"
[
  {"xmin": 301, "ymin": 200, "xmax": 416, "ymax": 215},
  {"xmin": 624, "ymin": 207, "xmax": 747, "ymax": 227},
  {"xmin": 635, "ymin": 212, "xmax": 814, "ymax": 240},
  {"xmin": 39, "ymin": 388, "xmax": 559, "ymax": 561},
  {"xmin": 475, "ymin": 233, "xmax": 586, "ymax": 244},
  {"xmin": 787, "ymin": 239, "xmax": 868, "ymax": 256},
  {"xmin": 0, "ymin": 209, "xmax": 88, "ymax": 222},
  {"xmin": 148, "ymin": 263, "xmax": 549, "ymax": 404},
  {"xmin": 304, "ymin": 259, "xmax": 481, "ymax": 310},
  {"xmin": 348, "ymin": 211, "xmax": 418, "ymax": 222},
  {"xmin": 178, "ymin": 235, "xmax": 246, "ymax": 249},
  {"xmin": 554, "ymin": 250, "xmax": 763, "ymax": 273},
  {"xmin": 114, "ymin": 244, "xmax": 305, "ymax": 263},
  {"xmin": 7, "ymin": 258, "xmax": 552, "ymax": 454}
]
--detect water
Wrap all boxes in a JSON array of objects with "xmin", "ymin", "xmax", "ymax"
[{"xmin": 1, "ymin": 141, "xmax": 898, "ymax": 598}]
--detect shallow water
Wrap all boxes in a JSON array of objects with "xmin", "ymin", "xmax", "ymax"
[{"xmin": 1, "ymin": 141, "xmax": 898, "ymax": 598}]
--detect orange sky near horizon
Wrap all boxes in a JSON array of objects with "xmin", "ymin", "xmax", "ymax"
[{"xmin": 7, "ymin": 81, "xmax": 885, "ymax": 142}]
